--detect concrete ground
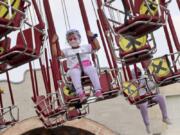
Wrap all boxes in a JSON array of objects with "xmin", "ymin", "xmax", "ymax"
[{"xmin": 0, "ymin": 70, "xmax": 180, "ymax": 135}]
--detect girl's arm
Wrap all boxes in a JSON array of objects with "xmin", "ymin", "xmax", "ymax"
[
  {"xmin": 51, "ymin": 34, "xmax": 64, "ymax": 57},
  {"xmin": 87, "ymin": 31, "xmax": 100, "ymax": 50}
]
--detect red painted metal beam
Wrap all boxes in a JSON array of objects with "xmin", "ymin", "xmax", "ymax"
[
  {"xmin": 43, "ymin": 0, "xmax": 62, "ymax": 91},
  {"xmin": 29, "ymin": 62, "xmax": 37, "ymax": 101},
  {"xmin": 96, "ymin": 0, "xmax": 118, "ymax": 70},
  {"xmin": 176, "ymin": 0, "xmax": 180, "ymax": 10},
  {"xmin": 32, "ymin": 0, "xmax": 44, "ymax": 26},
  {"xmin": 6, "ymin": 72, "xmax": 14, "ymax": 105},
  {"xmin": 167, "ymin": 12, "xmax": 180, "ymax": 51}
]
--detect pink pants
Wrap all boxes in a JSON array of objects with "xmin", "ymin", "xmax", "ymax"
[
  {"xmin": 68, "ymin": 66, "xmax": 102, "ymax": 94},
  {"xmin": 137, "ymin": 94, "xmax": 168, "ymax": 126}
]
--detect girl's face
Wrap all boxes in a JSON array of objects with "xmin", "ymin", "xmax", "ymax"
[{"xmin": 67, "ymin": 33, "xmax": 80, "ymax": 48}]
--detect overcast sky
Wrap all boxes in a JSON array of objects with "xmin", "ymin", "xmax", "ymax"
[{"xmin": 0, "ymin": 0, "xmax": 180, "ymax": 83}]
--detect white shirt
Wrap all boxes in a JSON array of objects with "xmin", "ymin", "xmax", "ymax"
[{"xmin": 62, "ymin": 44, "xmax": 92, "ymax": 69}]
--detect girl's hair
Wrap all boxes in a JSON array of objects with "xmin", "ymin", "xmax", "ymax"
[{"xmin": 66, "ymin": 29, "xmax": 81, "ymax": 41}]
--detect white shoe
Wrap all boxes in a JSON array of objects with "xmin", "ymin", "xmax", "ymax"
[
  {"xmin": 163, "ymin": 118, "xmax": 172, "ymax": 125},
  {"xmin": 146, "ymin": 125, "xmax": 151, "ymax": 134}
]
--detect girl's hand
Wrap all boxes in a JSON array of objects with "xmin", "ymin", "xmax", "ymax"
[
  {"xmin": 87, "ymin": 31, "xmax": 94, "ymax": 37},
  {"xmin": 52, "ymin": 34, "xmax": 58, "ymax": 43}
]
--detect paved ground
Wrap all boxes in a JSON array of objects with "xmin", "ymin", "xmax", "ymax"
[{"xmin": 0, "ymin": 70, "xmax": 180, "ymax": 135}]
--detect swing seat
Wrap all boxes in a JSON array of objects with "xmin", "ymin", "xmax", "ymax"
[
  {"xmin": 61, "ymin": 61, "xmax": 119, "ymax": 103},
  {"xmin": 33, "ymin": 95, "xmax": 67, "ymax": 128},
  {"xmin": 0, "ymin": 0, "xmax": 26, "ymax": 37},
  {"xmin": 0, "ymin": 105, "xmax": 19, "ymax": 128},
  {"xmin": 144, "ymin": 54, "xmax": 180, "ymax": 86},
  {"xmin": 114, "ymin": 15, "xmax": 162, "ymax": 37},
  {"xmin": 34, "ymin": 95, "xmax": 66, "ymax": 118},
  {"xmin": 66, "ymin": 108, "xmax": 86, "ymax": 120},
  {"xmin": 115, "ymin": 35, "xmax": 153, "ymax": 65},
  {"xmin": 0, "ymin": 24, "xmax": 45, "ymax": 73},
  {"xmin": 99, "ymin": 70, "xmax": 120, "ymax": 98},
  {"xmin": 113, "ymin": 0, "xmax": 167, "ymax": 37},
  {"xmin": 122, "ymin": 80, "xmax": 157, "ymax": 105}
]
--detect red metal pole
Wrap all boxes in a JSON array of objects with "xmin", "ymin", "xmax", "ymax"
[
  {"xmin": 167, "ymin": 12, "xmax": 180, "ymax": 51},
  {"xmin": 0, "ymin": 94, "xmax": 3, "ymax": 109},
  {"xmin": 78, "ymin": 0, "xmax": 100, "ymax": 51},
  {"xmin": 45, "ymin": 49, "xmax": 52, "ymax": 94},
  {"xmin": 126, "ymin": 66, "xmax": 132, "ymax": 80},
  {"xmin": 176, "ymin": 0, "xmax": 180, "ymax": 10},
  {"xmin": 32, "ymin": 0, "xmax": 44, "ymax": 26},
  {"xmin": 33, "ymin": 70, "xmax": 39, "ymax": 96},
  {"xmin": 163, "ymin": 25, "xmax": 177, "ymax": 71},
  {"xmin": 39, "ymin": 59, "xmax": 50, "ymax": 94},
  {"xmin": 97, "ymin": 20, "xmax": 114, "ymax": 69},
  {"xmin": 43, "ymin": 0, "xmax": 62, "ymax": 91},
  {"xmin": 122, "ymin": 65, "xmax": 128, "ymax": 81},
  {"xmin": 29, "ymin": 62, "xmax": 37, "ymax": 101},
  {"xmin": 96, "ymin": 1, "xmax": 118, "ymax": 68},
  {"xmin": 6, "ymin": 72, "xmax": 14, "ymax": 105}
]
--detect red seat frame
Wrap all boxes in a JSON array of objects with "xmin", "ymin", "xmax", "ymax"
[
  {"xmin": 113, "ymin": 0, "xmax": 167, "ymax": 37},
  {"xmin": 0, "ymin": 24, "xmax": 45, "ymax": 73},
  {"xmin": 0, "ymin": 0, "xmax": 27, "ymax": 37}
]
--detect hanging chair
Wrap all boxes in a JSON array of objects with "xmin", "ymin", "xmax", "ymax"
[
  {"xmin": 103, "ymin": 0, "xmax": 169, "ymax": 38},
  {"xmin": 0, "ymin": 105, "xmax": 19, "ymax": 129},
  {"xmin": 114, "ymin": 0, "xmax": 168, "ymax": 37},
  {"xmin": 144, "ymin": 52, "xmax": 180, "ymax": 86},
  {"xmin": 122, "ymin": 77, "xmax": 158, "ymax": 105},
  {"xmin": 115, "ymin": 35, "xmax": 155, "ymax": 65},
  {"xmin": 58, "ymin": 51, "xmax": 120, "ymax": 105},
  {"xmin": 0, "ymin": 23, "xmax": 45, "ymax": 73},
  {"xmin": 32, "ymin": 93, "xmax": 67, "ymax": 128},
  {"xmin": 0, "ymin": 0, "xmax": 29, "ymax": 38}
]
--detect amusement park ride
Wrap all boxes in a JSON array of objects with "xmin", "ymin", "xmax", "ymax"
[{"xmin": 0, "ymin": 0, "xmax": 180, "ymax": 131}]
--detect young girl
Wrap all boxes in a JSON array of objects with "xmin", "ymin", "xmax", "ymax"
[
  {"xmin": 131, "ymin": 67, "xmax": 171, "ymax": 134},
  {"xmin": 52, "ymin": 29, "xmax": 104, "ymax": 103}
]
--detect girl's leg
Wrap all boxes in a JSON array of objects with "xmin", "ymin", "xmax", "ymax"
[
  {"xmin": 152, "ymin": 95, "xmax": 168, "ymax": 119},
  {"xmin": 137, "ymin": 102, "xmax": 150, "ymax": 126},
  {"xmin": 68, "ymin": 68, "xmax": 83, "ymax": 94},
  {"xmin": 83, "ymin": 66, "xmax": 102, "ymax": 91}
]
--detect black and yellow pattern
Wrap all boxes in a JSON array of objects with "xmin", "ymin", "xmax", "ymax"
[
  {"xmin": 0, "ymin": 0, "xmax": 21, "ymax": 20},
  {"xmin": 119, "ymin": 35, "xmax": 147, "ymax": 53},
  {"xmin": 63, "ymin": 85, "xmax": 76, "ymax": 97},
  {"xmin": 123, "ymin": 81, "xmax": 139, "ymax": 98},
  {"xmin": 0, "ymin": 47, "xmax": 5, "ymax": 54},
  {"xmin": 139, "ymin": 0, "xmax": 160, "ymax": 16},
  {"xmin": 148, "ymin": 57, "xmax": 171, "ymax": 78}
]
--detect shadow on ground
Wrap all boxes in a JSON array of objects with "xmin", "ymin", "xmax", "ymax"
[{"xmin": 22, "ymin": 126, "xmax": 95, "ymax": 135}]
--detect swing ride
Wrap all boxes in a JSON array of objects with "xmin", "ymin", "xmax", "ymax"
[{"xmin": 0, "ymin": 0, "xmax": 179, "ymax": 132}]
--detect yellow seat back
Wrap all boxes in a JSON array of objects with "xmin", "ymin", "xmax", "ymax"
[
  {"xmin": 118, "ymin": 35, "xmax": 147, "ymax": 53},
  {"xmin": 139, "ymin": 0, "xmax": 160, "ymax": 16},
  {"xmin": 123, "ymin": 81, "xmax": 139, "ymax": 98},
  {"xmin": 148, "ymin": 56, "xmax": 171, "ymax": 78},
  {"xmin": 0, "ymin": 0, "xmax": 21, "ymax": 20}
]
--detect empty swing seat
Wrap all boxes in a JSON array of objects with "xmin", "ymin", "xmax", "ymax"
[
  {"xmin": 0, "ymin": 24, "xmax": 45, "ymax": 73},
  {"xmin": 0, "ymin": 0, "xmax": 27, "ymax": 37},
  {"xmin": 115, "ymin": 35, "xmax": 153, "ymax": 65},
  {"xmin": 33, "ymin": 95, "xmax": 66, "ymax": 128},
  {"xmin": 0, "ymin": 105, "xmax": 19, "ymax": 128},
  {"xmin": 144, "ymin": 54, "xmax": 180, "ymax": 86},
  {"xmin": 114, "ymin": 0, "xmax": 167, "ymax": 37}
]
